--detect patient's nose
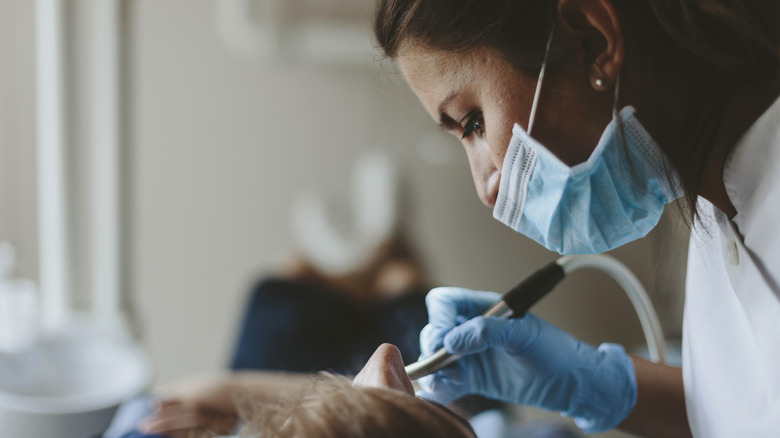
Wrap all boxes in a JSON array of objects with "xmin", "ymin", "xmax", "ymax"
[{"xmin": 352, "ymin": 343, "xmax": 415, "ymax": 395}]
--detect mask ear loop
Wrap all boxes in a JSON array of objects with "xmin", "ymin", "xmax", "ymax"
[
  {"xmin": 612, "ymin": 73, "xmax": 623, "ymax": 145},
  {"xmin": 613, "ymin": 74, "xmax": 621, "ymax": 119},
  {"xmin": 527, "ymin": 22, "xmax": 556, "ymax": 137},
  {"xmin": 613, "ymin": 72, "xmax": 641, "ymax": 186}
]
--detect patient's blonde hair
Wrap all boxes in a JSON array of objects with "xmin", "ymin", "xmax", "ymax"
[{"xmin": 238, "ymin": 373, "xmax": 473, "ymax": 438}]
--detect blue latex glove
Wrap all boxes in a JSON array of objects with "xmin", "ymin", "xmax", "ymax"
[{"xmin": 418, "ymin": 287, "xmax": 637, "ymax": 433}]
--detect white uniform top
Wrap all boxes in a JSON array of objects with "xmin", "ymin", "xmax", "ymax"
[{"xmin": 683, "ymin": 95, "xmax": 780, "ymax": 437}]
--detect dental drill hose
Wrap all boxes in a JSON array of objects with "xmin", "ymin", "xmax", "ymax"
[
  {"xmin": 405, "ymin": 261, "xmax": 565, "ymax": 380},
  {"xmin": 405, "ymin": 254, "xmax": 667, "ymax": 380}
]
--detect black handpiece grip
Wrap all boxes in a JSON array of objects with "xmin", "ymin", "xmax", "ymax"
[{"xmin": 502, "ymin": 261, "xmax": 566, "ymax": 317}]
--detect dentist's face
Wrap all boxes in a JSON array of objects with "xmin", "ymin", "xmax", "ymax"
[
  {"xmin": 399, "ymin": 46, "xmax": 533, "ymax": 208},
  {"xmin": 398, "ymin": 44, "xmax": 611, "ymax": 208}
]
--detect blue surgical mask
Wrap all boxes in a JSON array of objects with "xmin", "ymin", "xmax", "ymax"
[{"xmin": 492, "ymin": 28, "xmax": 683, "ymax": 255}]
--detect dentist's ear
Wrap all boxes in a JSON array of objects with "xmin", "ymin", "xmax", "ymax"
[{"xmin": 556, "ymin": 0, "xmax": 625, "ymax": 91}]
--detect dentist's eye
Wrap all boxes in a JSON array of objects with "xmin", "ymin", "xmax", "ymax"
[{"xmin": 461, "ymin": 111, "xmax": 484, "ymax": 140}]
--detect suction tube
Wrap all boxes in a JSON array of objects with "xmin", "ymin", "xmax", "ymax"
[
  {"xmin": 556, "ymin": 255, "xmax": 666, "ymax": 363},
  {"xmin": 405, "ymin": 254, "xmax": 666, "ymax": 380}
]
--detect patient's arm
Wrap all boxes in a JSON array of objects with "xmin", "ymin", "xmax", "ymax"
[{"xmin": 138, "ymin": 371, "xmax": 310, "ymax": 437}]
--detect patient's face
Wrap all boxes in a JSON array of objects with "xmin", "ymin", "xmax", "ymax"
[
  {"xmin": 352, "ymin": 343, "xmax": 415, "ymax": 395},
  {"xmin": 352, "ymin": 344, "xmax": 476, "ymax": 437}
]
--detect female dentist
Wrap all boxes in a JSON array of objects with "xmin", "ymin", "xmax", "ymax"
[{"xmin": 373, "ymin": 0, "xmax": 780, "ymax": 437}]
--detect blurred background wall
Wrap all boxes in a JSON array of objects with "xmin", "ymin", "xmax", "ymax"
[
  {"xmin": 0, "ymin": 1, "xmax": 689, "ymax": 436},
  {"xmin": 0, "ymin": 0, "xmax": 38, "ymax": 282}
]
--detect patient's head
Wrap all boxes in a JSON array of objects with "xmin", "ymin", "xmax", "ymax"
[{"xmin": 241, "ymin": 344, "xmax": 476, "ymax": 437}]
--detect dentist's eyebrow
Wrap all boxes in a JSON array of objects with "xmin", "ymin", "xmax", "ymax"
[{"xmin": 437, "ymin": 92, "xmax": 459, "ymax": 128}]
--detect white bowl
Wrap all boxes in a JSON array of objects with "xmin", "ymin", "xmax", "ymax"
[{"xmin": 0, "ymin": 327, "xmax": 151, "ymax": 438}]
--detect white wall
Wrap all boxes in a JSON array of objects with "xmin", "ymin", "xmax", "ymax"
[
  {"xmin": 1, "ymin": 1, "xmax": 689, "ymax": 436},
  {"xmin": 0, "ymin": 0, "xmax": 38, "ymax": 281}
]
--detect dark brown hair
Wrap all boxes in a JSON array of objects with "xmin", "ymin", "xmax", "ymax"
[
  {"xmin": 376, "ymin": 0, "xmax": 556, "ymax": 72},
  {"xmin": 374, "ymin": 0, "xmax": 780, "ymax": 222}
]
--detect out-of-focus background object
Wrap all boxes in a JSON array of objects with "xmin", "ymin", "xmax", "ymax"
[
  {"xmin": 0, "ymin": 242, "xmax": 39, "ymax": 353},
  {"xmin": 1, "ymin": 1, "xmax": 150, "ymax": 437},
  {"xmin": 291, "ymin": 151, "xmax": 401, "ymax": 276},
  {"xmin": 0, "ymin": 1, "xmax": 690, "ymax": 437},
  {"xmin": 0, "ymin": 327, "xmax": 150, "ymax": 438}
]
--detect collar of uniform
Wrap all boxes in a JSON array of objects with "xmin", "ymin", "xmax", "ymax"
[{"xmin": 723, "ymin": 95, "xmax": 780, "ymax": 228}]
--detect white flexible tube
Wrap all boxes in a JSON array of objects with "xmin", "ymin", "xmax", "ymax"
[{"xmin": 556, "ymin": 255, "xmax": 666, "ymax": 363}]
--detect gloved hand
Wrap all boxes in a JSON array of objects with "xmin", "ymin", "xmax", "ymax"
[{"xmin": 418, "ymin": 287, "xmax": 637, "ymax": 433}]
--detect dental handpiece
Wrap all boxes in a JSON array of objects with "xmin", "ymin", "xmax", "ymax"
[{"xmin": 405, "ymin": 260, "xmax": 566, "ymax": 380}]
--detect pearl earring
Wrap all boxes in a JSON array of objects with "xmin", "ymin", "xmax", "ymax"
[
  {"xmin": 590, "ymin": 64, "xmax": 609, "ymax": 92},
  {"xmin": 590, "ymin": 73, "xmax": 608, "ymax": 92}
]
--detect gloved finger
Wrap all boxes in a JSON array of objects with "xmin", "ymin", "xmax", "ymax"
[
  {"xmin": 425, "ymin": 287, "xmax": 502, "ymax": 332},
  {"xmin": 443, "ymin": 315, "xmax": 540, "ymax": 355},
  {"xmin": 416, "ymin": 358, "xmax": 469, "ymax": 404},
  {"xmin": 419, "ymin": 323, "xmax": 446, "ymax": 358},
  {"xmin": 416, "ymin": 389, "xmax": 453, "ymax": 405},
  {"xmin": 416, "ymin": 373, "xmax": 461, "ymax": 406}
]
